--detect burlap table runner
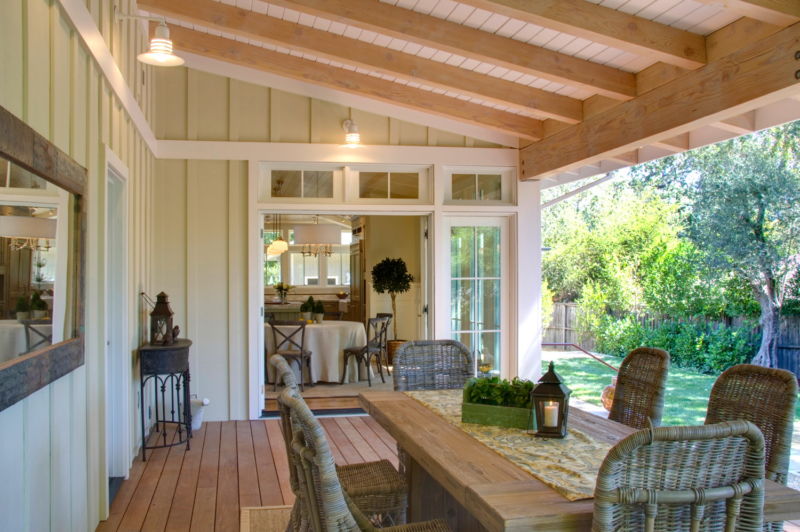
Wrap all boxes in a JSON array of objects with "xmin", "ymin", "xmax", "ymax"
[{"xmin": 405, "ymin": 389, "xmax": 613, "ymax": 501}]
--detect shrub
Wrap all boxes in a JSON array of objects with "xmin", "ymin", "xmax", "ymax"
[
  {"xmin": 593, "ymin": 316, "xmax": 758, "ymax": 374},
  {"xmin": 464, "ymin": 377, "xmax": 534, "ymax": 408}
]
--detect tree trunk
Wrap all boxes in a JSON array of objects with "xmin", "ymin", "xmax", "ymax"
[
  {"xmin": 752, "ymin": 295, "xmax": 780, "ymax": 368},
  {"xmin": 390, "ymin": 292, "xmax": 398, "ymax": 340}
]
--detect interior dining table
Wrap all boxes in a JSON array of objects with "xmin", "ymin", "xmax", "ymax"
[
  {"xmin": 359, "ymin": 391, "xmax": 800, "ymax": 531},
  {"xmin": 265, "ymin": 320, "xmax": 367, "ymax": 384}
]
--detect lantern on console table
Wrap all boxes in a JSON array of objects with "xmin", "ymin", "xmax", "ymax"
[
  {"xmin": 531, "ymin": 361, "xmax": 571, "ymax": 438},
  {"xmin": 150, "ymin": 292, "xmax": 175, "ymax": 345}
]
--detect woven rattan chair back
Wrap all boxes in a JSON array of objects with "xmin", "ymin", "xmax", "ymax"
[
  {"xmin": 270, "ymin": 320, "xmax": 308, "ymax": 353},
  {"xmin": 593, "ymin": 420, "xmax": 765, "ymax": 532},
  {"xmin": 609, "ymin": 347, "xmax": 670, "ymax": 429},
  {"xmin": 271, "ymin": 354, "xmax": 299, "ymax": 391},
  {"xmin": 392, "ymin": 340, "xmax": 475, "ymax": 391},
  {"xmin": 279, "ymin": 388, "xmax": 369, "ymax": 532}
]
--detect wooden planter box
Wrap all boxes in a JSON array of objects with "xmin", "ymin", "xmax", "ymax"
[{"xmin": 461, "ymin": 401, "xmax": 534, "ymax": 430}]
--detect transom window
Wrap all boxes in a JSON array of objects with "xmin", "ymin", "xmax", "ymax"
[
  {"xmin": 271, "ymin": 170, "xmax": 334, "ymax": 199},
  {"xmin": 358, "ymin": 171, "xmax": 419, "ymax": 199}
]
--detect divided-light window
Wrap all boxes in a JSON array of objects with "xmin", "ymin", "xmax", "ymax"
[
  {"xmin": 271, "ymin": 170, "xmax": 334, "ymax": 199},
  {"xmin": 358, "ymin": 171, "xmax": 419, "ymax": 199},
  {"xmin": 452, "ymin": 173, "xmax": 502, "ymax": 201}
]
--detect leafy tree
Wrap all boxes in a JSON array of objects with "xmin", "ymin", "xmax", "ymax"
[{"xmin": 632, "ymin": 123, "xmax": 800, "ymax": 367}]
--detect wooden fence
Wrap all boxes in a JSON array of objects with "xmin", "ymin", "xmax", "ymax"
[{"xmin": 544, "ymin": 302, "xmax": 800, "ymax": 376}]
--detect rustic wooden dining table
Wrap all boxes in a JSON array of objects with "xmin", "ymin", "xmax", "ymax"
[{"xmin": 359, "ymin": 391, "xmax": 800, "ymax": 531}]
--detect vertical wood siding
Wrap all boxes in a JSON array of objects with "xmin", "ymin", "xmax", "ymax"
[{"xmin": 0, "ymin": 0, "xmax": 156, "ymax": 530}]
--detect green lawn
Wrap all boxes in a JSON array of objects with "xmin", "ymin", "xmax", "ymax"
[{"xmin": 542, "ymin": 350, "xmax": 716, "ymax": 426}]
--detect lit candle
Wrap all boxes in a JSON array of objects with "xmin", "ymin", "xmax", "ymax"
[{"xmin": 543, "ymin": 401, "xmax": 559, "ymax": 427}]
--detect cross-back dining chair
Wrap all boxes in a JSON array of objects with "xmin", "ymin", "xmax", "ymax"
[
  {"xmin": 271, "ymin": 355, "xmax": 408, "ymax": 528},
  {"xmin": 705, "ymin": 364, "xmax": 797, "ymax": 532},
  {"xmin": 278, "ymin": 386, "xmax": 450, "ymax": 531},
  {"xmin": 392, "ymin": 340, "xmax": 474, "ymax": 391},
  {"xmin": 268, "ymin": 319, "xmax": 312, "ymax": 391},
  {"xmin": 376, "ymin": 312, "xmax": 393, "ymax": 375},
  {"xmin": 609, "ymin": 347, "xmax": 670, "ymax": 429},
  {"xmin": 593, "ymin": 420, "xmax": 765, "ymax": 532},
  {"xmin": 341, "ymin": 316, "xmax": 389, "ymax": 386}
]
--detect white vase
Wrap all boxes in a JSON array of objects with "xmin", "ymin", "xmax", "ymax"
[
  {"xmin": 16, "ymin": 311, "xmax": 30, "ymax": 321},
  {"xmin": 301, "ymin": 311, "xmax": 312, "ymax": 321},
  {"xmin": 314, "ymin": 313, "xmax": 324, "ymax": 323},
  {"xmin": 32, "ymin": 310, "xmax": 47, "ymax": 319}
]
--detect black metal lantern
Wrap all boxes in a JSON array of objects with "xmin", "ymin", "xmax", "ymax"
[
  {"xmin": 531, "ymin": 361, "xmax": 571, "ymax": 438},
  {"xmin": 150, "ymin": 292, "xmax": 174, "ymax": 346}
]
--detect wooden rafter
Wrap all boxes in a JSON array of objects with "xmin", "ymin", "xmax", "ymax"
[
  {"xmin": 456, "ymin": 0, "xmax": 707, "ymax": 69},
  {"xmin": 164, "ymin": 25, "xmax": 544, "ymax": 140},
  {"xmin": 140, "ymin": 0, "xmax": 582, "ymax": 123},
  {"xmin": 267, "ymin": 0, "xmax": 637, "ymax": 100},
  {"xmin": 519, "ymin": 22, "xmax": 800, "ymax": 179},
  {"xmin": 696, "ymin": 0, "xmax": 800, "ymax": 26}
]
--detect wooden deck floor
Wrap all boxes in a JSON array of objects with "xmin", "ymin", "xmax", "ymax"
[
  {"xmin": 97, "ymin": 415, "xmax": 800, "ymax": 532},
  {"xmin": 97, "ymin": 416, "xmax": 397, "ymax": 532}
]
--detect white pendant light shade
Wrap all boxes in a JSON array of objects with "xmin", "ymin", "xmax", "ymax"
[
  {"xmin": 0, "ymin": 216, "xmax": 56, "ymax": 239},
  {"xmin": 138, "ymin": 22, "xmax": 184, "ymax": 67},
  {"xmin": 293, "ymin": 224, "xmax": 341, "ymax": 245},
  {"xmin": 268, "ymin": 237, "xmax": 288, "ymax": 255}
]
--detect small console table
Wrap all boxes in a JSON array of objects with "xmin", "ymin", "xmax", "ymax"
[{"xmin": 139, "ymin": 339, "xmax": 192, "ymax": 460}]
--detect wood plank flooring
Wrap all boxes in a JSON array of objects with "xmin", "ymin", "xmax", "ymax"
[{"xmin": 97, "ymin": 416, "xmax": 396, "ymax": 532}]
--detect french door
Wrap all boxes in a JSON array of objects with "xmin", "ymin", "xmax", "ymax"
[{"xmin": 446, "ymin": 217, "xmax": 509, "ymax": 377}]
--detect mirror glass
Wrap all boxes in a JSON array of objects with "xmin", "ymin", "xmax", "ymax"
[{"xmin": 0, "ymin": 154, "xmax": 75, "ymax": 364}]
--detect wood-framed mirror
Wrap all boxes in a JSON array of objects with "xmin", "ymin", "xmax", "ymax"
[{"xmin": 0, "ymin": 104, "xmax": 85, "ymax": 413}]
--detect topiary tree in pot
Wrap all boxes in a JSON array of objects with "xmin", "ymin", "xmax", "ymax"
[{"xmin": 371, "ymin": 257, "xmax": 414, "ymax": 342}]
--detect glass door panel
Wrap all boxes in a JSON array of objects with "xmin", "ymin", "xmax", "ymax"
[{"xmin": 449, "ymin": 221, "xmax": 505, "ymax": 376}]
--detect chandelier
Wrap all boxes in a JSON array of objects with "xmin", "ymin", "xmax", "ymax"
[
  {"xmin": 293, "ymin": 218, "xmax": 341, "ymax": 257},
  {"xmin": 0, "ymin": 215, "xmax": 56, "ymax": 251}
]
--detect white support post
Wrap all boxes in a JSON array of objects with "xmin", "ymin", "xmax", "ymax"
[{"xmin": 516, "ymin": 179, "xmax": 542, "ymax": 380}]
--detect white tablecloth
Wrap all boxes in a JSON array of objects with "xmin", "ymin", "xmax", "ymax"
[
  {"xmin": 0, "ymin": 320, "xmax": 53, "ymax": 363},
  {"xmin": 265, "ymin": 320, "xmax": 367, "ymax": 383}
]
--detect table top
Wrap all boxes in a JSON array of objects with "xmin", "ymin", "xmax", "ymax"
[
  {"xmin": 264, "ymin": 320, "xmax": 364, "ymax": 331},
  {"xmin": 359, "ymin": 391, "xmax": 800, "ymax": 531}
]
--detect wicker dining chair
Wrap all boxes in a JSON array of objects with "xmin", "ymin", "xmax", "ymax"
[
  {"xmin": 608, "ymin": 347, "xmax": 670, "ymax": 429},
  {"xmin": 392, "ymin": 340, "xmax": 475, "ymax": 392},
  {"xmin": 279, "ymin": 387, "xmax": 450, "ymax": 532},
  {"xmin": 341, "ymin": 317, "xmax": 389, "ymax": 386},
  {"xmin": 705, "ymin": 364, "xmax": 797, "ymax": 532},
  {"xmin": 593, "ymin": 420, "xmax": 765, "ymax": 532},
  {"xmin": 271, "ymin": 356, "xmax": 409, "ymax": 528},
  {"xmin": 268, "ymin": 320, "xmax": 313, "ymax": 391}
]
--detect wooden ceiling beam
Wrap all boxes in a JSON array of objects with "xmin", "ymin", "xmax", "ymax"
[
  {"xmin": 165, "ymin": 25, "xmax": 544, "ymax": 140},
  {"xmin": 696, "ymin": 0, "xmax": 799, "ymax": 26},
  {"xmin": 140, "ymin": 0, "xmax": 581, "ymax": 123},
  {"xmin": 519, "ymin": 22, "xmax": 800, "ymax": 179},
  {"xmin": 456, "ymin": 0, "xmax": 706, "ymax": 69},
  {"xmin": 268, "ymin": 0, "xmax": 636, "ymax": 100}
]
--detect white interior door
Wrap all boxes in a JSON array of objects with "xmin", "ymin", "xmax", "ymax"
[
  {"xmin": 105, "ymin": 165, "xmax": 129, "ymax": 480},
  {"xmin": 445, "ymin": 216, "xmax": 509, "ymax": 377}
]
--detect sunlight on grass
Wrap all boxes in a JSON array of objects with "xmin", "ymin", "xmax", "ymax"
[{"xmin": 543, "ymin": 351, "xmax": 715, "ymax": 426}]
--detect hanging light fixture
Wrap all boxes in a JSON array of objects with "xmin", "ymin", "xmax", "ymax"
[
  {"xmin": 293, "ymin": 216, "xmax": 340, "ymax": 257},
  {"xmin": 138, "ymin": 21, "xmax": 184, "ymax": 67},
  {"xmin": 115, "ymin": 6, "xmax": 184, "ymax": 67},
  {"xmin": 0, "ymin": 215, "xmax": 56, "ymax": 251},
  {"xmin": 266, "ymin": 214, "xmax": 288, "ymax": 255},
  {"xmin": 342, "ymin": 119, "xmax": 361, "ymax": 148}
]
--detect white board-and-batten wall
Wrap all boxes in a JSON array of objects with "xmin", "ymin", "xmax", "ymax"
[
  {"xmin": 152, "ymin": 65, "xmax": 542, "ymax": 421},
  {"xmin": 0, "ymin": 0, "xmax": 156, "ymax": 529}
]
